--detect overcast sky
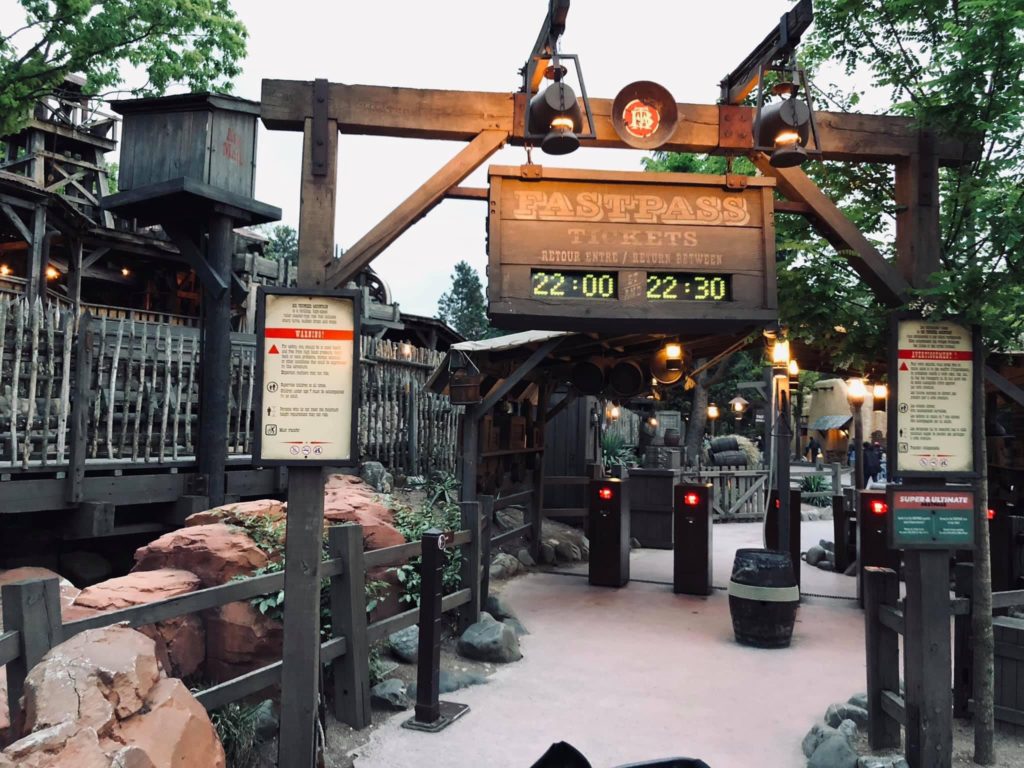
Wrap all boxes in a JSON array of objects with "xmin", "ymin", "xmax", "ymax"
[{"xmin": 4, "ymin": 0, "xmax": 812, "ymax": 316}]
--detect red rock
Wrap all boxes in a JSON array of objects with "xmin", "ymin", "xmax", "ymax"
[
  {"xmin": 323, "ymin": 488, "xmax": 404, "ymax": 550},
  {"xmin": 71, "ymin": 570, "xmax": 205, "ymax": 678},
  {"xmin": 184, "ymin": 498, "xmax": 286, "ymax": 528},
  {"xmin": 3, "ymin": 627, "xmax": 224, "ymax": 768},
  {"xmin": 204, "ymin": 601, "xmax": 282, "ymax": 684},
  {"xmin": 111, "ymin": 678, "xmax": 224, "ymax": 768},
  {"xmin": 132, "ymin": 524, "xmax": 268, "ymax": 587}
]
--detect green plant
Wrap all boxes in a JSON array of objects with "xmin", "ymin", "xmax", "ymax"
[
  {"xmin": 424, "ymin": 471, "xmax": 459, "ymax": 508},
  {"xmin": 365, "ymin": 579, "xmax": 389, "ymax": 615},
  {"xmin": 210, "ymin": 702, "xmax": 263, "ymax": 768},
  {"xmin": 388, "ymin": 495, "xmax": 463, "ymax": 605},
  {"xmin": 368, "ymin": 643, "xmax": 391, "ymax": 687},
  {"xmin": 800, "ymin": 474, "xmax": 831, "ymax": 508},
  {"xmin": 601, "ymin": 431, "xmax": 637, "ymax": 469}
]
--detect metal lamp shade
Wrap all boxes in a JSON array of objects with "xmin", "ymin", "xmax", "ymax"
[
  {"xmin": 528, "ymin": 82, "xmax": 585, "ymax": 155},
  {"xmin": 756, "ymin": 98, "xmax": 811, "ymax": 168}
]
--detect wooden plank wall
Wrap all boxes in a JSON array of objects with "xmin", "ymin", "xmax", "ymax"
[
  {"xmin": 0, "ymin": 296, "xmax": 459, "ymax": 476},
  {"xmin": 357, "ymin": 336, "xmax": 459, "ymax": 478},
  {"xmin": 543, "ymin": 394, "xmax": 596, "ymax": 511}
]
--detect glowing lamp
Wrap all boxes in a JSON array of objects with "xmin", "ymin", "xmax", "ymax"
[
  {"xmin": 610, "ymin": 405, "xmax": 621, "ymax": 420},
  {"xmin": 772, "ymin": 339, "xmax": 790, "ymax": 366},
  {"xmin": 45, "ymin": 266, "xmax": 60, "ymax": 280},
  {"xmin": 873, "ymin": 383, "xmax": 888, "ymax": 400},
  {"xmin": 788, "ymin": 359, "xmax": 800, "ymax": 378},
  {"xmin": 0, "ymin": 265, "xmax": 10, "ymax": 276},
  {"xmin": 528, "ymin": 81, "xmax": 585, "ymax": 155},
  {"xmin": 664, "ymin": 342, "xmax": 683, "ymax": 371},
  {"xmin": 870, "ymin": 500, "xmax": 888, "ymax": 516},
  {"xmin": 987, "ymin": 508, "xmax": 995, "ymax": 521},
  {"xmin": 683, "ymin": 492, "xmax": 700, "ymax": 507},
  {"xmin": 598, "ymin": 487, "xmax": 614, "ymax": 501},
  {"xmin": 648, "ymin": 417, "xmax": 658, "ymax": 427},
  {"xmin": 121, "ymin": 267, "xmax": 131, "ymax": 277},
  {"xmin": 706, "ymin": 403, "xmax": 720, "ymax": 421},
  {"xmin": 847, "ymin": 377, "xmax": 867, "ymax": 407}
]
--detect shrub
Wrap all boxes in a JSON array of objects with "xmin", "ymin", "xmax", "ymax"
[
  {"xmin": 210, "ymin": 702, "xmax": 264, "ymax": 768},
  {"xmin": 800, "ymin": 474, "xmax": 831, "ymax": 507}
]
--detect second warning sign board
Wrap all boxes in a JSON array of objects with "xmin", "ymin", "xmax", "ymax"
[
  {"xmin": 253, "ymin": 288, "xmax": 361, "ymax": 466},
  {"xmin": 890, "ymin": 316, "xmax": 979, "ymax": 479}
]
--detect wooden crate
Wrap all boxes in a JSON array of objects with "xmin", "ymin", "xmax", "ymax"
[{"xmin": 994, "ymin": 616, "xmax": 1024, "ymax": 735}]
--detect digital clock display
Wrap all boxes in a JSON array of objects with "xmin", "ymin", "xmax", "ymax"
[
  {"xmin": 647, "ymin": 272, "xmax": 732, "ymax": 301},
  {"xmin": 531, "ymin": 270, "xmax": 617, "ymax": 299}
]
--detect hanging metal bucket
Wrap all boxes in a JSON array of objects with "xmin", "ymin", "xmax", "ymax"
[{"xmin": 449, "ymin": 372, "xmax": 484, "ymax": 405}]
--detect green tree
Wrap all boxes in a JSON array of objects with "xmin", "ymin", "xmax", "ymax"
[
  {"xmin": 0, "ymin": 0, "xmax": 247, "ymax": 137},
  {"xmin": 262, "ymin": 224, "xmax": 298, "ymax": 264},
  {"xmin": 437, "ymin": 260, "xmax": 493, "ymax": 340}
]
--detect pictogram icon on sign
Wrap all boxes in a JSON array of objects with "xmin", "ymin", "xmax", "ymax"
[
  {"xmin": 269, "ymin": 344, "xmax": 280, "ymax": 355},
  {"xmin": 622, "ymin": 99, "xmax": 660, "ymax": 139},
  {"xmin": 266, "ymin": 381, "xmax": 279, "ymax": 393},
  {"xmin": 264, "ymin": 424, "xmax": 277, "ymax": 436}
]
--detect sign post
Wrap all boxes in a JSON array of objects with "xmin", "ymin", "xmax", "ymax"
[
  {"xmin": 254, "ymin": 287, "xmax": 360, "ymax": 768},
  {"xmin": 887, "ymin": 314, "xmax": 980, "ymax": 768}
]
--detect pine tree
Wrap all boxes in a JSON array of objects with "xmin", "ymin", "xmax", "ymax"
[{"xmin": 437, "ymin": 261, "xmax": 493, "ymax": 340}]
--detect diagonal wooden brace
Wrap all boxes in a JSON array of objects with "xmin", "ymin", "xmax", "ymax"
[{"xmin": 326, "ymin": 129, "xmax": 507, "ymax": 288}]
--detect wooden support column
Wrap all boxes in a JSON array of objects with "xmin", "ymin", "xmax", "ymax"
[
  {"xmin": 197, "ymin": 213, "xmax": 234, "ymax": 508},
  {"xmin": 460, "ymin": 407, "xmax": 480, "ymax": 504},
  {"xmin": 278, "ymin": 83, "xmax": 337, "ymax": 768},
  {"xmin": 864, "ymin": 567, "xmax": 902, "ymax": 750},
  {"xmin": 895, "ymin": 131, "xmax": 941, "ymax": 288},
  {"xmin": 529, "ymin": 382, "xmax": 549, "ymax": 561},
  {"xmin": 458, "ymin": 500, "xmax": 482, "ymax": 632},
  {"xmin": 27, "ymin": 204, "xmax": 46, "ymax": 301},
  {"xmin": 903, "ymin": 549, "xmax": 953, "ymax": 767},
  {"xmin": 67, "ymin": 238, "xmax": 83, "ymax": 317},
  {"xmin": 328, "ymin": 524, "xmax": 370, "ymax": 728}
]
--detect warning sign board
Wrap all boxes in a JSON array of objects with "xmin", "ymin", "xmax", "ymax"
[
  {"xmin": 891, "ymin": 318, "xmax": 977, "ymax": 478},
  {"xmin": 888, "ymin": 488, "xmax": 975, "ymax": 550},
  {"xmin": 253, "ymin": 288, "xmax": 361, "ymax": 466}
]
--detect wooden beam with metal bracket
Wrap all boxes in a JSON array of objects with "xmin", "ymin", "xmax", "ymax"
[{"xmin": 261, "ymin": 80, "xmax": 965, "ymax": 164}]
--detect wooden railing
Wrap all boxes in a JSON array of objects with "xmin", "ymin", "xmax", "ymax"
[
  {"xmin": 0, "ymin": 516, "xmax": 484, "ymax": 739},
  {"xmin": 681, "ymin": 465, "xmax": 769, "ymax": 519}
]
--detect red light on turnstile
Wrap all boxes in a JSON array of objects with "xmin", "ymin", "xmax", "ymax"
[
  {"xmin": 683, "ymin": 492, "xmax": 700, "ymax": 507},
  {"xmin": 598, "ymin": 487, "xmax": 614, "ymax": 501},
  {"xmin": 870, "ymin": 500, "xmax": 888, "ymax": 516},
  {"xmin": 987, "ymin": 508, "xmax": 996, "ymax": 520},
  {"xmin": 774, "ymin": 498, "xmax": 781, "ymax": 509}
]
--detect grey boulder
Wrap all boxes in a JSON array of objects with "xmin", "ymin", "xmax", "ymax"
[
  {"xmin": 484, "ymin": 593, "xmax": 517, "ymax": 622},
  {"xmin": 539, "ymin": 542, "xmax": 556, "ymax": 564},
  {"xmin": 360, "ymin": 461, "xmax": 394, "ymax": 493},
  {"xmin": 516, "ymin": 548, "xmax": 536, "ymax": 568},
  {"xmin": 388, "ymin": 625, "xmax": 419, "ymax": 663},
  {"xmin": 847, "ymin": 692, "xmax": 868, "ymax": 710},
  {"xmin": 370, "ymin": 679, "xmax": 410, "ymax": 711},
  {"xmin": 826, "ymin": 703, "xmax": 869, "ymax": 729},
  {"xmin": 802, "ymin": 723, "xmax": 837, "ymax": 758},
  {"xmin": 407, "ymin": 668, "xmax": 488, "ymax": 699},
  {"xmin": 555, "ymin": 541, "xmax": 582, "ymax": 562},
  {"xmin": 457, "ymin": 613, "xmax": 522, "ymax": 663},
  {"xmin": 806, "ymin": 545, "xmax": 827, "ymax": 566},
  {"xmin": 808, "ymin": 733, "xmax": 859, "ymax": 768}
]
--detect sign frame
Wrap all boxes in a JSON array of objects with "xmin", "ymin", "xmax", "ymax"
[
  {"xmin": 886, "ymin": 311, "xmax": 982, "ymax": 481},
  {"xmin": 486, "ymin": 165, "xmax": 777, "ymax": 333},
  {"xmin": 886, "ymin": 485, "xmax": 976, "ymax": 550},
  {"xmin": 252, "ymin": 286, "xmax": 362, "ymax": 468}
]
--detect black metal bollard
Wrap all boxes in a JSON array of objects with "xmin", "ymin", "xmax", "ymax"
[{"xmin": 402, "ymin": 528, "xmax": 469, "ymax": 733}]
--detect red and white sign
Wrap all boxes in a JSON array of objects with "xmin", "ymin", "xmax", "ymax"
[
  {"xmin": 258, "ymin": 294, "xmax": 355, "ymax": 463},
  {"xmin": 895, "ymin": 319, "xmax": 974, "ymax": 474},
  {"xmin": 621, "ymin": 99, "xmax": 660, "ymax": 139}
]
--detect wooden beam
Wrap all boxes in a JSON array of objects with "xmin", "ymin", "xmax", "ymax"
[
  {"xmin": 260, "ymin": 80, "xmax": 965, "ymax": 164},
  {"xmin": 751, "ymin": 154, "xmax": 911, "ymax": 307},
  {"xmin": 773, "ymin": 199, "xmax": 813, "ymax": 216},
  {"xmin": 985, "ymin": 366, "xmax": 1024, "ymax": 408},
  {"xmin": 298, "ymin": 116, "xmax": 338, "ymax": 289},
  {"xmin": 0, "ymin": 202, "xmax": 33, "ymax": 243},
  {"xmin": 895, "ymin": 131, "xmax": 941, "ymax": 287},
  {"xmin": 475, "ymin": 337, "xmax": 563, "ymax": 416},
  {"xmin": 326, "ymin": 129, "xmax": 506, "ymax": 287},
  {"xmin": 446, "ymin": 185, "xmax": 488, "ymax": 201}
]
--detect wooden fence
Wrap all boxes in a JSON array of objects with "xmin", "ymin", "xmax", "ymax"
[
  {"xmin": 865, "ymin": 564, "xmax": 1024, "ymax": 762},
  {"xmin": 0, "ymin": 296, "xmax": 459, "ymax": 477},
  {"xmin": 0, "ymin": 516, "xmax": 482, "ymax": 740},
  {"xmin": 358, "ymin": 337, "xmax": 460, "ymax": 477},
  {"xmin": 681, "ymin": 465, "xmax": 769, "ymax": 519}
]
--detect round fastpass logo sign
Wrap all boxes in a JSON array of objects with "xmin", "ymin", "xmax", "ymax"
[{"xmin": 621, "ymin": 99, "xmax": 660, "ymax": 139}]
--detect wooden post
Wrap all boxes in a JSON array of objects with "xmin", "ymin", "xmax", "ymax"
[
  {"xmin": 2, "ymin": 578, "xmax": 63, "ymax": 739},
  {"xmin": 278, "ymin": 89, "xmax": 338, "ymax": 768},
  {"xmin": 953, "ymin": 562, "xmax": 974, "ymax": 719},
  {"xmin": 832, "ymin": 464, "xmax": 850, "ymax": 573},
  {"xmin": 479, "ymin": 494, "xmax": 495, "ymax": 609},
  {"xmin": 328, "ymin": 524, "xmax": 371, "ymax": 729},
  {"xmin": 413, "ymin": 529, "xmax": 445, "ymax": 725},
  {"xmin": 529, "ymin": 383, "xmax": 549, "ymax": 561},
  {"xmin": 864, "ymin": 566, "xmax": 901, "ymax": 750},
  {"xmin": 197, "ymin": 213, "xmax": 233, "ymax": 508},
  {"xmin": 460, "ymin": 407, "xmax": 480, "ymax": 504},
  {"xmin": 407, "ymin": 381, "xmax": 419, "ymax": 475},
  {"xmin": 904, "ymin": 549, "xmax": 953, "ymax": 768},
  {"xmin": 278, "ymin": 465, "xmax": 326, "ymax": 768},
  {"xmin": 458, "ymin": 501, "xmax": 481, "ymax": 632},
  {"xmin": 67, "ymin": 238, "xmax": 83, "ymax": 318},
  {"xmin": 26, "ymin": 205, "xmax": 45, "ymax": 302},
  {"xmin": 775, "ymin": 390, "xmax": 792, "ymax": 562},
  {"xmin": 66, "ymin": 313, "xmax": 94, "ymax": 503}
]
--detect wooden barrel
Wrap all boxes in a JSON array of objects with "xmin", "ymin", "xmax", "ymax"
[
  {"xmin": 570, "ymin": 361, "xmax": 605, "ymax": 395},
  {"xmin": 449, "ymin": 373, "xmax": 483, "ymax": 405},
  {"xmin": 712, "ymin": 449, "xmax": 748, "ymax": 467},
  {"xmin": 608, "ymin": 361, "xmax": 646, "ymax": 398},
  {"xmin": 663, "ymin": 427, "xmax": 681, "ymax": 446},
  {"xmin": 709, "ymin": 435, "xmax": 739, "ymax": 452},
  {"xmin": 728, "ymin": 548, "xmax": 799, "ymax": 648}
]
